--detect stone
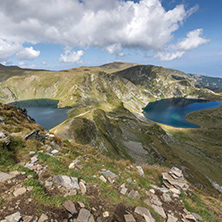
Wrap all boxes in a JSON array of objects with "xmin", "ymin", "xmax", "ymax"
[
  {"xmin": 184, "ymin": 214, "xmax": 197, "ymax": 221},
  {"xmin": 128, "ymin": 190, "xmax": 141, "ymax": 199},
  {"xmin": 77, "ymin": 201, "xmax": 85, "ymax": 208},
  {"xmin": 25, "ymin": 130, "xmax": 45, "ymax": 142},
  {"xmin": 79, "ymin": 182, "xmax": 87, "ymax": 195},
  {"xmin": 44, "ymin": 145, "xmax": 53, "ymax": 152},
  {"xmin": 101, "ymin": 169, "xmax": 119, "ymax": 181},
  {"xmin": 124, "ymin": 214, "xmax": 136, "ymax": 222},
  {"xmin": 126, "ymin": 178, "xmax": 132, "ymax": 183},
  {"xmin": 77, "ymin": 208, "xmax": 91, "ymax": 222},
  {"xmin": 162, "ymin": 172, "xmax": 188, "ymax": 191},
  {"xmin": 45, "ymin": 180, "xmax": 53, "ymax": 188},
  {"xmin": 5, "ymin": 212, "xmax": 21, "ymax": 222},
  {"xmin": 103, "ymin": 211, "xmax": 109, "ymax": 217},
  {"xmin": 136, "ymin": 166, "xmax": 145, "ymax": 176},
  {"xmin": 99, "ymin": 175, "xmax": 107, "ymax": 183},
  {"xmin": 38, "ymin": 214, "xmax": 48, "ymax": 222},
  {"xmin": 169, "ymin": 167, "xmax": 184, "ymax": 179},
  {"xmin": 167, "ymin": 214, "xmax": 178, "ymax": 222},
  {"xmin": 29, "ymin": 151, "xmax": 35, "ymax": 155},
  {"xmin": 23, "ymin": 216, "xmax": 34, "ymax": 222},
  {"xmin": 53, "ymin": 175, "xmax": 80, "ymax": 190},
  {"xmin": 134, "ymin": 207, "xmax": 155, "ymax": 222},
  {"xmin": 0, "ymin": 131, "xmax": 10, "ymax": 145},
  {"xmin": 151, "ymin": 205, "xmax": 166, "ymax": 219},
  {"xmin": 192, "ymin": 213, "xmax": 203, "ymax": 221},
  {"xmin": 162, "ymin": 192, "xmax": 172, "ymax": 202},
  {"xmin": 13, "ymin": 187, "xmax": 26, "ymax": 197},
  {"xmin": 31, "ymin": 155, "xmax": 38, "ymax": 163},
  {"xmin": 89, "ymin": 215, "xmax": 95, "ymax": 222},
  {"xmin": 51, "ymin": 149, "xmax": 59, "ymax": 156},
  {"xmin": 76, "ymin": 164, "xmax": 83, "ymax": 170},
  {"xmin": 149, "ymin": 189, "xmax": 155, "ymax": 194},
  {"xmin": 63, "ymin": 200, "xmax": 78, "ymax": 215},
  {"xmin": 51, "ymin": 140, "xmax": 61, "ymax": 149},
  {"xmin": 0, "ymin": 172, "xmax": 15, "ymax": 183},
  {"xmin": 150, "ymin": 194, "xmax": 162, "ymax": 206}
]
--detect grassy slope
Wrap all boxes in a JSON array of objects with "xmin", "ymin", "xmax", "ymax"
[{"xmin": 0, "ymin": 103, "xmax": 222, "ymax": 221}]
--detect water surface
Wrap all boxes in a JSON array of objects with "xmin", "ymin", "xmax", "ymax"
[
  {"xmin": 143, "ymin": 98, "xmax": 222, "ymax": 128},
  {"xmin": 11, "ymin": 99, "xmax": 69, "ymax": 129}
]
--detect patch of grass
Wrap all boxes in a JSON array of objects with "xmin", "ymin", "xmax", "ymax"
[{"xmin": 181, "ymin": 191, "xmax": 217, "ymax": 222}]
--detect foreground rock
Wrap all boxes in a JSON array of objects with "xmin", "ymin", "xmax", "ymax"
[
  {"xmin": 134, "ymin": 207, "xmax": 155, "ymax": 222},
  {"xmin": 162, "ymin": 167, "xmax": 189, "ymax": 193},
  {"xmin": 53, "ymin": 175, "xmax": 80, "ymax": 190}
]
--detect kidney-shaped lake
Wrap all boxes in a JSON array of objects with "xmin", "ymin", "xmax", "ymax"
[{"xmin": 143, "ymin": 98, "xmax": 222, "ymax": 128}]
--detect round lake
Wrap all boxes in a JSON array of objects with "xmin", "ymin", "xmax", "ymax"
[{"xmin": 143, "ymin": 98, "xmax": 222, "ymax": 128}]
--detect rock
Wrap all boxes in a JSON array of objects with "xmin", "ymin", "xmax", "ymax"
[
  {"xmin": 77, "ymin": 208, "xmax": 91, "ymax": 222},
  {"xmin": 0, "ymin": 115, "xmax": 4, "ymax": 123},
  {"xmin": 192, "ymin": 213, "xmax": 203, "ymax": 221},
  {"xmin": 25, "ymin": 130, "xmax": 45, "ymax": 142},
  {"xmin": 76, "ymin": 164, "xmax": 83, "ymax": 170},
  {"xmin": 128, "ymin": 190, "xmax": 141, "ymax": 199},
  {"xmin": 29, "ymin": 151, "xmax": 35, "ymax": 155},
  {"xmin": 126, "ymin": 178, "xmax": 132, "ymax": 183},
  {"xmin": 149, "ymin": 189, "xmax": 155, "ymax": 194},
  {"xmin": 0, "ymin": 131, "xmax": 10, "ymax": 146},
  {"xmin": 150, "ymin": 195, "xmax": 162, "ymax": 206},
  {"xmin": 31, "ymin": 155, "xmax": 38, "ymax": 163},
  {"xmin": 101, "ymin": 169, "xmax": 119, "ymax": 182},
  {"xmin": 162, "ymin": 167, "xmax": 189, "ymax": 191},
  {"xmin": 167, "ymin": 214, "xmax": 178, "ymax": 222},
  {"xmin": 134, "ymin": 207, "xmax": 155, "ymax": 222},
  {"xmin": 0, "ymin": 172, "xmax": 15, "ymax": 183},
  {"xmin": 44, "ymin": 145, "xmax": 53, "ymax": 152},
  {"xmin": 136, "ymin": 166, "xmax": 144, "ymax": 176},
  {"xmin": 99, "ymin": 175, "xmax": 107, "ymax": 183},
  {"xmin": 103, "ymin": 211, "xmax": 109, "ymax": 218},
  {"xmin": 77, "ymin": 201, "xmax": 85, "ymax": 208},
  {"xmin": 51, "ymin": 149, "xmax": 59, "ymax": 156},
  {"xmin": 23, "ymin": 216, "xmax": 34, "ymax": 222},
  {"xmin": 63, "ymin": 200, "xmax": 78, "ymax": 215},
  {"xmin": 13, "ymin": 187, "xmax": 26, "ymax": 197},
  {"xmin": 96, "ymin": 217, "xmax": 102, "ymax": 222},
  {"xmin": 124, "ymin": 214, "xmax": 136, "ymax": 222},
  {"xmin": 169, "ymin": 167, "xmax": 184, "ymax": 179},
  {"xmin": 5, "ymin": 212, "xmax": 21, "ymax": 222},
  {"xmin": 162, "ymin": 192, "xmax": 172, "ymax": 202},
  {"xmin": 53, "ymin": 175, "xmax": 80, "ymax": 190},
  {"xmin": 51, "ymin": 140, "xmax": 61, "ymax": 149},
  {"xmin": 79, "ymin": 182, "xmax": 87, "ymax": 195},
  {"xmin": 184, "ymin": 214, "xmax": 197, "ymax": 221},
  {"xmin": 151, "ymin": 205, "xmax": 166, "ymax": 219},
  {"xmin": 38, "ymin": 213, "xmax": 48, "ymax": 222},
  {"xmin": 120, "ymin": 183, "xmax": 128, "ymax": 195},
  {"xmin": 45, "ymin": 180, "xmax": 53, "ymax": 188}
]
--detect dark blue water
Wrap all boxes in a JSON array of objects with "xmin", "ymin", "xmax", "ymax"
[
  {"xmin": 11, "ymin": 99, "xmax": 69, "ymax": 129},
  {"xmin": 143, "ymin": 98, "xmax": 222, "ymax": 128}
]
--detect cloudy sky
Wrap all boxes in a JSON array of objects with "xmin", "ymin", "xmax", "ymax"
[{"xmin": 0, "ymin": 0, "xmax": 221, "ymax": 76}]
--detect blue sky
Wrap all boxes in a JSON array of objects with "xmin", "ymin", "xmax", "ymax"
[{"xmin": 0, "ymin": 0, "xmax": 221, "ymax": 77}]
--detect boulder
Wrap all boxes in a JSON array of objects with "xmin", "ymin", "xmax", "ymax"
[
  {"xmin": 5, "ymin": 212, "xmax": 21, "ymax": 222},
  {"xmin": 101, "ymin": 169, "xmax": 119, "ymax": 182},
  {"xmin": 151, "ymin": 205, "xmax": 166, "ymax": 219},
  {"xmin": 53, "ymin": 175, "xmax": 80, "ymax": 190},
  {"xmin": 128, "ymin": 190, "xmax": 141, "ymax": 199}
]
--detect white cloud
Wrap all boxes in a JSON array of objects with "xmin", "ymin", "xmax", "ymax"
[
  {"xmin": 42, "ymin": 61, "xmax": 47, "ymax": 65},
  {"xmin": 16, "ymin": 47, "xmax": 40, "ymax": 60},
  {"xmin": 157, "ymin": 29, "xmax": 210, "ymax": 61},
  {"xmin": 0, "ymin": 0, "xmax": 204, "ymax": 60},
  {"xmin": 18, "ymin": 61, "xmax": 24, "ymax": 66},
  {"xmin": 59, "ymin": 50, "xmax": 85, "ymax": 63}
]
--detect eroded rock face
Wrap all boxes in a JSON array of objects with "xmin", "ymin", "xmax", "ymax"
[{"xmin": 53, "ymin": 175, "xmax": 80, "ymax": 190}]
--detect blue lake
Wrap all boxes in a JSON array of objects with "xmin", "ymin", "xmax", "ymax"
[
  {"xmin": 143, "ymin": 98, "xmax": 222, "ymax": 128},
  {"xmin": 11, "ymin": 99, "xmax": 69, "ymax": 129}
]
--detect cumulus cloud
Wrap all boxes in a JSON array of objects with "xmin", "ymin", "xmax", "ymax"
[
  {"xmin": 157, "ymin": 29, "xmax": 210, "ymax": 61},
  {"xmin": 0, "ymin": 39, "xmax": 21, "ymax": 60},
  {"xmin": 0, "ymin": 0, "xmax": 206, "ymax": 61},
  {"xmin": 59, "ymin": 50, "xmax": 85, "ymax": 63},
  {"xmin": 16, "ymin": 47, "xmax": 40, "ymax": 60}
]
